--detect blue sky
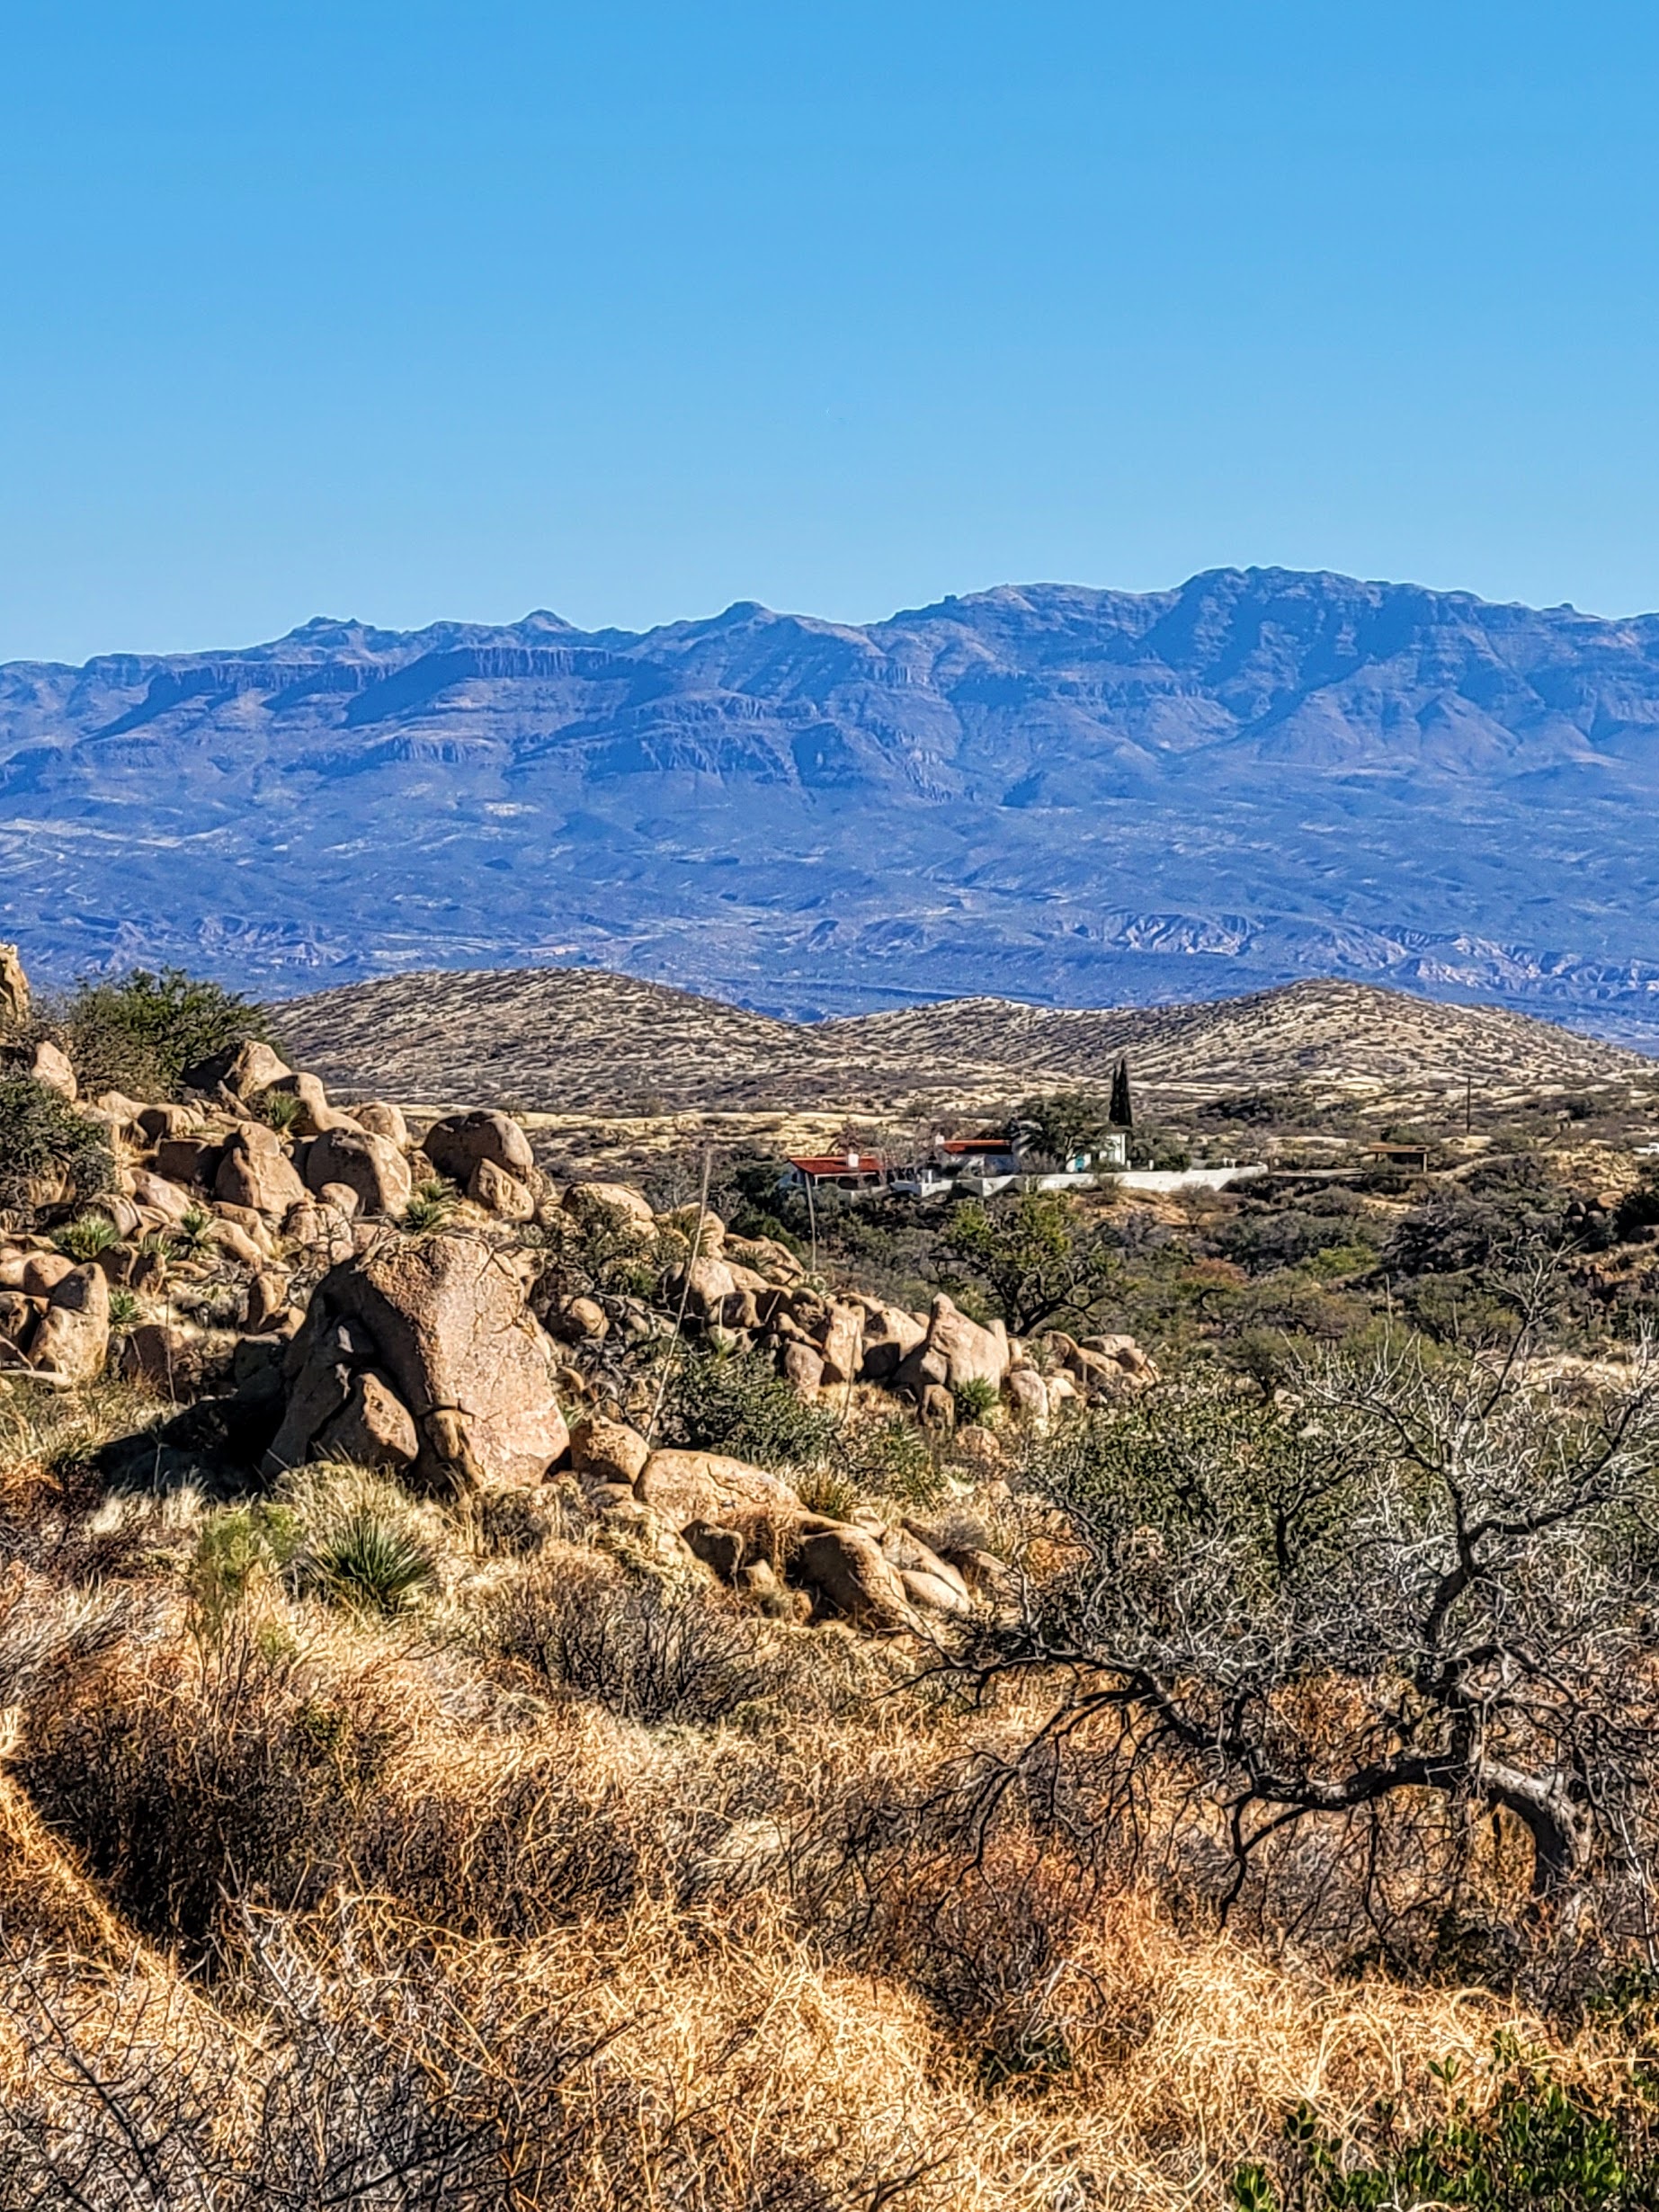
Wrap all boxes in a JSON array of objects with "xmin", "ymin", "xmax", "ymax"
[{"xmin": 4, "ymin": 1, "xmax": 1658, "ymax": 661}]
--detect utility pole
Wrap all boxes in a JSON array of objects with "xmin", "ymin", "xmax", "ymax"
[{"xmin": 1466, "ymin": 1075, "xmax": 1473, "ymax": 1136}]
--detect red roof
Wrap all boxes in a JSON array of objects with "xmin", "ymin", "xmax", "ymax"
[
  {"xmin": 788, "ymin": 1154, "xmax": 885, "ymax": 1175},
  {"xmin": 941, "ymin": 1137, "xmax": 1013, "ymax": 1155}
]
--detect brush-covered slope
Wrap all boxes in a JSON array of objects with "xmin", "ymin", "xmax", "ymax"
[
  {"xmin": 272, "ymin": 968, "xmax": 1649, "ymax": 1115},
  {"xmin": 9, "ymin": 566, "xmax": 1659, "ymax": 1039}
]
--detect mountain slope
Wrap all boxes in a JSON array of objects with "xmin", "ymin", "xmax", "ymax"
[
  {"xmin": 8, "ymin": 567, "xmax": 1659, "ymax": 1038},
  {"xmin": 272, "ymin": 968, "xmax": 1650, "ymax": 1115}
]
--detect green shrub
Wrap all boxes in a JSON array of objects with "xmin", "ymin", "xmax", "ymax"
[
  {"xmin": 192, "ymin": 1503, "xmax": 303, "ymax": 1629},
  {"xmin": 106, "ymin": 1288, "xmax": 140, "ymax": 1328},
  {"xmin": 58, "ymin": 966, "xmax": 269, "ymax": 1100},
  {"xmin": 0, "ymin": 1075, "xmax": 113, "ymax": 1219},
  {"xmin": 662, "ymin": 1343, "xmax": 838, "ymax": 1469},
  {"xmin": 311, "ymin": 1508, "xmax": 436, "ymax": 1618},
  {"xmin": 840, "ymin": 1414, "xmax": 950, "ymax": 1509},
  {"xmin": 176, "ymin": 1204, "xmax": 213, "ymax": 1252},
  {"xmin": 402, "ymin": 1177, "xmax": 459, "ymax": 1233},
  {"xmin": 791, "ymin": 1466, "xmax": 865, "ymax": 1521},
  {"xmin": 1232, "ymin": 2046, "xmax": 1659, "ymax": 2210},
  {"xmin": 255, "ymin": 1085, "xmax": 304, "ymax": 1131},
  {"xmin": 951, "ymin": 1375, "xmax": 1000, "ymax": 1425},
  {"xmin": 490, "ymin": 1571, "xmax": 792, "ymax": 1726},
  {"xmin": 52, "ymin": 1211, "xmax": 120, "ymax": 1261}
]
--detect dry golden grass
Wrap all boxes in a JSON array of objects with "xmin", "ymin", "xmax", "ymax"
[{"xmin": 0, "ymin": 1404, "xmax": 1640, "ymax": 2208}]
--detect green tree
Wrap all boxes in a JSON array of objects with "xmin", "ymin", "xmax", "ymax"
[
  {"xmin": 938, "ymin": 1191, "xmax": 1118, "ymax": 1333},
  {"xmin": 1012, "ymin": 1089, "xmax": 1113, "ymax": 1167},
  {"xmin": 1109, "ymin": 1055, "xmax": 1134, "ymax": 1130},
  {"xmin": 59, "ymin": 968, "xmax": 270, "ymax": 1099}
]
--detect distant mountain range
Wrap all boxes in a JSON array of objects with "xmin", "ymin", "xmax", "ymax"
[{"xmin": 6, "ymin": 566, "xmax": 1659, "ymax": 1043}]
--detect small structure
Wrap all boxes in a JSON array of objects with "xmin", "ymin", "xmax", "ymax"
[
  {"xmin": 1365, "ymin": 1142, "xmax": 1431, "ymax": 1173},
  {"xmin": 781, "ymin": 1150, "xmax": 887, "ymax": 1193}
]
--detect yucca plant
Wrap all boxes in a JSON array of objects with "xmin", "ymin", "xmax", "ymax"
[
  {"xmin": 312, "ymin": 1506, "xmax": 436, "ymax": 1617},
  {"xmin": 255, "ymin": 1086, "xmax": 303, "ymax": 1131},
  {"xmin": 53, "ymin": 1212, "xmax": 120, "ymax": 1262},
  {"xmin": 106, "ymin": 1288, "xmax": 140, "ymax": 1328}
]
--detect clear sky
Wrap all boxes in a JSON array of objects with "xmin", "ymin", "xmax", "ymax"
[{"xmin": 4, "ymin": 1, "xmax": 1659, "ymax": 662}]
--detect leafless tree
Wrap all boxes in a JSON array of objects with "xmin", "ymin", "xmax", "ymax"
[{"xmin": 950, "ymin": 1280, "xmax": 1659, "ymax": 1917}]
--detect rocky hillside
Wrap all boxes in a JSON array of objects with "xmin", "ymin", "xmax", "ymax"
[
  {"xmin": 7, "ymin": 566, "xmax": 1659, "ymax": 1040},
  {"xmin": 272, "ymin": 965, "xmax": 1651, "ymax": 1118},
  {"xmin": 0, "ymin": 1010, "xmax": 1142, "ymax": 1642}
]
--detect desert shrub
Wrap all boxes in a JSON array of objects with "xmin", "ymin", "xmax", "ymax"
[
  {"xmin": 662, "ymin": 1342, "xmax": 838, "ymax": 1468},
  {"xmin": 1232, "ymin": 2044, "xmax": 1659, "ymax": 2210},
  {"xmin": 402, "ymin": 1174, "xmax": 459, "ymax": 1233},
  {"xmin": 57, "ymin": 966, "xmax": 268, "ymax": 1100},
  {"xmin": 535, "ymin": 1190, "xmax": 663, "ymax": 1307},
  {"xmin": 312, "ymin": 1509, "xmax": 436, "ymax": 1617},
  {"xmin": 1214, "ymin": 1198, "xmax": 1375, "ymax": 1278},
  {"xmin": 51, "ymin": 1212, "xmax": 119, "ymax": 1261},
  {"xmin": 0, "ymin": 1076, "xmax": 112, "ymax": 1219},
  {"xmin": 938, "ymin": 1191, "xmax": 1119, "ymax": 1333},
  {"xmin": 960, "ymin": 1320, "xmax": 1659, "ymax": 1940},
  {"xmin": 1617, "ymin": 1171, "xmax": 1659, "ymax": 1240},
  {"xmin": 191, "ymin": 1501, "xmax": 302, "ymax": 1628},
  {"xmin": 282, "ymin": 1467, "xmax": 439, "ymax": 1619},
  {"xmin": 105, "ymin": 1287, "xmax": 139, "ymax": 1328},
  {"xmin": 839, "ymin": 1414, "xmax": 949, "ymax": 1509},
  {"xmin": 490, "ymin": 1570, "xmax": 791, "ymax": 1726},
  {"xmin": 791, "ymin": 1465, "xmax": 865, "ymax": 1521},
  {"xmin": 254, "ymin": 1084, "xmax": 303, "ymax": 1130},
  {"xmin": 15, "ymin": 1617, "xmax": 405, "ymax": 1950}
]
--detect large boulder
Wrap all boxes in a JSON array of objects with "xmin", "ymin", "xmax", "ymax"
[
  {"xmin": 569, "ymin": 1413, "xmax": 650, "ymax": 1490},
  {"xmin": 855, "ymin": 1300, "xmax": 929, "ymax": 1383},
  {"xmin": 896, "ymin": 1294, "xmax": 1009, "ymax": 1404},
  {"xmin": 314, "ymin": 1369, "xmax": 420, "ymax": 1472},
  {"xmin": 266, "ymin": 1233, "xmax": 567, "ymax": 1491},
  {"xmin": 468, "ymin": 1157, "xmax": 534, "ymax": 1220},
  {"xmin": 816, "ymin": 1302, "xmax": 865, "ymax": 1386},
  {"xmin": 562, "ymin": 1182, "xmax": 655, "ymax": 1230},
  {"xmin": 637, "ymin": 1449, "xmax": 802, "ymax": 1530},
  {"xmin": 422, "ymin": 1110, "xmax": 534, "ymax": 1185},
  {"xmin": 267, "ymin": 1070, "xmax": 361, "ymax": 1137},
  {"xmin": 30, "ymin": 1041, "xmax": 76, "ymax": 1100},
  {"xmin": 305, "ymin": 1126, "xmax": 413, "ymax": 1217},
  {"xmin": 796, "ymin": 1527, "xmax": 919, "ymax": 1636},
  {"xmin": 30, "ymin": 1265, "xmax": 110, "ymax": 1383},
  {"xmin": 0, "ymin": 942, "xmax": 28, "ymax": 1030},
  {"xmin": 216, "ymin": 1129, "xmax": 308, "ymax": 1220},
  {"xmin": 351, "ymin": 1101, "xmax": 409, "ymax": 1149},
  {"xmin": 183, "ymin": 1038, "xmax": 292, "ymax": 1101}
]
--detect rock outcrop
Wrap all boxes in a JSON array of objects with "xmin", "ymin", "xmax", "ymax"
[{"xmin": 265, "ymin": 1233, "xmax": 567, "ymax": 1491}]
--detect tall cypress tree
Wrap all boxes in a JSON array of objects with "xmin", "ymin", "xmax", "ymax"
[{"xmin": 1109, "ymin": 1055, "xmax": 1134, "ymax": 1129}]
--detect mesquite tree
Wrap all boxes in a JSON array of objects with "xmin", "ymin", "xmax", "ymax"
[{"xmin": 959, "ymin": 1298, "xmax": 1659, "ymax": 1911}]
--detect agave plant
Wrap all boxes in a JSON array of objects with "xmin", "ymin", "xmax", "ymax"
[
  {"xmin": 402, "ymin": 1178, "xmax": 459, "ymax": 1234},
  {"xmin": 53, "ymin": 1212, "xmax": 120, "ymax": 1262}
]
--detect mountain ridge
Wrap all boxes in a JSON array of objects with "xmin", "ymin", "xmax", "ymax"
[
  {"xmin": 272, "ymin": 967, "xmax": 1653, "ymax": 1116},
  {"xmin": 7, "ymin": 565, "xmax": 1659, "ymax": 1041}
]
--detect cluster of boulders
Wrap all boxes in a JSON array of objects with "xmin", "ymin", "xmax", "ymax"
[
  {"xmin": 658, "ymin": 1204, "xmax": 1155, "ymax": 1423},
  {"xmin": 565, "ymin": 1412, "xmax": 1009, "ymax": 1636}
]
